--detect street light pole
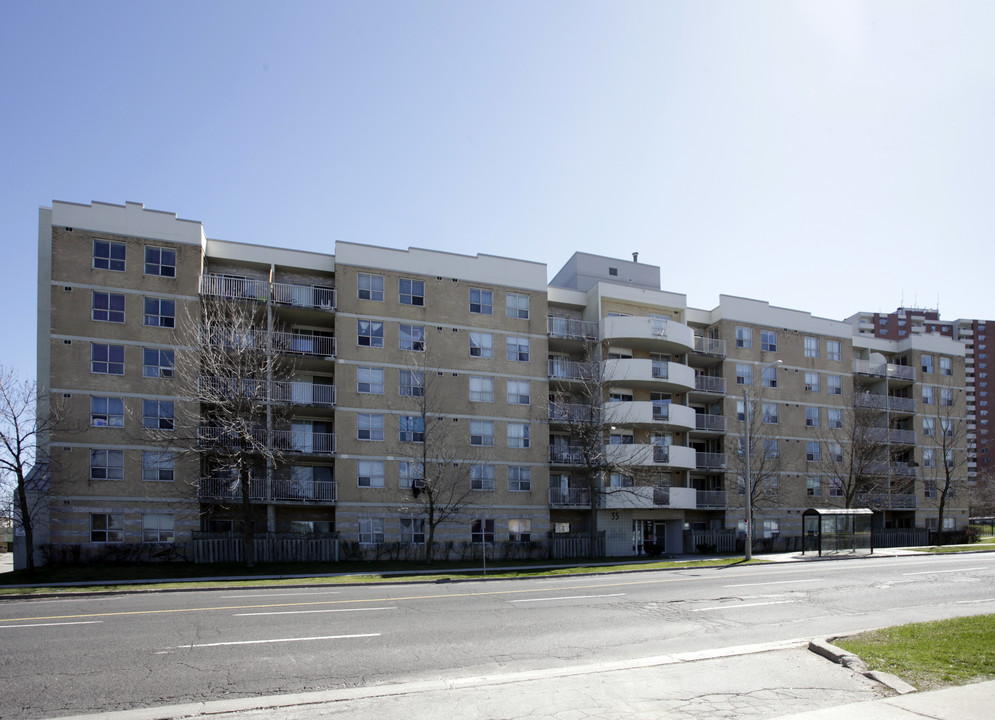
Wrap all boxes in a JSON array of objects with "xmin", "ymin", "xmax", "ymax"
[{"xmin": 743, "ymin": 359, "xmax": 782, "ymax": 562}]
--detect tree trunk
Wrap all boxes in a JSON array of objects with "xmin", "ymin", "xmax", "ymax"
[
  {"xmin": 15, "ymin": 470, "xmax": 34, "ymax": 573},
  {"xmin": 240, "ymin": 465, "xmax": 256, "ymax": 568}
]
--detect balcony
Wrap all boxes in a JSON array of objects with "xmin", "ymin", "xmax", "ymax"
[
  {"xmin": 274, "ymin": 429, "xmax": 336, "ymax": 455},
  {"xmin": 693, "ymin": 336, "xmax": 726, "ymax": 357},
  {"xmin": 598, "ymin": 485, "xmax": 697, "ymax": 510},
  {"xmin": 198, "ymin": 378, "xmax": 336, "ymax": 407},
  {"xmin": 603, "ymin": 358, "xmax": 696, "ymax": 392},
  {"xmin": 271, "ymin": 381, "xmax": 336, "ymax": 407},
  {"xmin": 695, "ymin": 490, "xmax": 727, "ymax": 508},
  {"xmin": 549, "ymin": 487, "xmax": 591, "ymax": 507},
  {"xmin": 602, "ymin": 401, "xmax": 696, "ymax": 431},
  {"xmin": 693, "ymin": 375, "xmax": 726, "ymax": 394},
  {"xmin": 855, "ymin": 493, "xmax": 918, "ymax": 509},
  {"xmin": 200, "ymin": 274, "xmax": 335, "ymax": 312},
  {"xmin": 547, "ymin": 316, "xmax": 598, "ymax": 342},
  {"xmin": 888, "ymin": 429, "xmax": 916, "ymax": 444},
  {"xmin": 853, "ymin": 360, "xmax": 915, "ymax": 381},
  {"xmin": 548, "ymin": 359, "xmax": 591, "ymax": 382},
  {"xmin": 549, "ymin": 446, "xmax": 587, "ymax": 465},
  {"xmin": 854, "ymin": 394, "xmax": 915, "ymax": 413},
  {"xmin": 272, "ymin": 331, "xmax": 337, "ymax": 358},
  {"xmin": 548, "ymin": 402, "xmax": 593, "ymax": 423},
  {"xmin": 604, "ymin": 443, "xmax": 697, "ymax": 470},
  {"xmin": 198, "ymin": 477, "xmax": 336, "ymax": 503},
  {"xmin": 271, "ymin": 281, "xmax": 336, "ymax": 311},
  {"xmin": 694, "ymin": 414, "xmax": 727, "ymax": 433},
  {"xmin": 600, "ymin": 316, "xmax": 695, "ymax": 353},
  {"xmin": 695, "ymin": 452, "xmax": 727, "ymax": 470},
  {"xmin": 197, "ymin": 427, "xmax": 336, "ymax": 455}
]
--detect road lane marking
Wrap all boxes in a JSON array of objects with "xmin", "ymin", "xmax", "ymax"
[
  {"xmin": 955, "ymin": 598, "xmax": 995, "ymax": 604},
  {"xmin": 222, "ymin": 591, "xmax": 343, "ymax": 599},
  {"xmin": 1, "ymin": 620, "xmax": 104, "ymax": 629},
  {"xmin": 692, "ymin": 601, "xmax": 795, "ymax": 612},
  {"xmin": 725, "ymin": 579, "xmax": 822, "ymax": 588},
  {"xmin": 902, "ymin": 567, "xmax": 986, "ymax": 576},
  {"xmin": 509, "ymin": 594, "xmax": 626, "ymax": 603},
  {"xmin": 165, "ymin": 633, "xmax": 380, "ymax": 650},
  {"xmin": 233, "ymin": 606, "xmax": 397, "ymax": 616}
]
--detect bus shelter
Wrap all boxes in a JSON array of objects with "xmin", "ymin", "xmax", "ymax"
[{"xmin": 802, "ymin": 508, "xmax": 874, "ymax": 557}]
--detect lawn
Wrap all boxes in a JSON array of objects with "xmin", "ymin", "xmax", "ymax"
[{"xmin": 834, "ymin": 615, "xmax": 995, "ymax": 691}]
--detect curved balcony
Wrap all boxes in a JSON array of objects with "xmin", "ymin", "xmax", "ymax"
[
  {"xmin": 603, "ymin": 358, "xmax": 695, "ymax": 392},
  {"xmin": 600, "ymin": 316, "xmax": 695, "ymax": 354},
  {"xmin": 602, "ymin": 401, "xmax": 696, "ymax": 431},
  {"xmin": 599, "ymin": 485, "xmax": 697, "ymax": 510},
  {"xmin": 604, "ymin": 443, "xmax": 696, "ymax": 470}
]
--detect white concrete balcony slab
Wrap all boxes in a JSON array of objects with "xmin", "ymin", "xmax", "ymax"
[
  {"xmin": 602, "ymin": 401, "xmax": 696, "ymax": 431},
  {"xmin": 598, "ymin": 485, "xmax": 697, "ymax": 510},
  {"xmin": 603, "ymin": 359, "xmax": 695, "ymax": 392},
  {"xmin": 604, "ymin": 443, "xmax": 696, "ymax": 470},
  {"xmin": 601, "ymin": 316, "xmax": 695, "ymax": 353}
]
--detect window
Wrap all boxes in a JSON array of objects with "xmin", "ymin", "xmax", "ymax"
[
  {"xmin": 397, "ymin": 324, "xmax": 426, "ymax": 351},
  {"xmin": 941, "ymin": 388, "xmax": 954, "ymax": 406},
  {"xmin": 142, "ymin": 513, "xmax": 175, "ymax": 542},
  {"xmin": 736, "ymin": 400, "xmax": 745, "ymax": 422},
  {"xmin": 90, "ymin": 512, "xmax": 124, "ymax": 542},
  {"xmin": 471, "ymin": 465, "xmax": 495, "ymax": 490},
  {"xmin": 762, "ymin": 402, "xmax": 778, "ymax": 424},
  {"xmin": 805, "ymin": 372, "xmax": 820, "ymax": 393},
  {"xmin": 400, "ymin": 518, "xmax": 425, "ymax": 544},
  {"xmin": 142, "ymin": 400, "xmax": 174, "ymax": 430},
  {"xmin": 92, "ymin": 344, "xmax": 125, "ymax": 374},
  {"xmin": 829, "ymin": 442, "xmax": 843, "ymax": 462},
  {"xmin": 142, "ymin": 451, "xmax": 174, "ymax": 482},
  {"xmin": 762, "ymin": 366, "xmax": 778, "ymax": 388},
  {"xmin": 357, "ymin": 414, "xmax": 384, "ymax": 441},
  {"xmin": 737, "ymin": 475, "xmax": 746, "ymax": 495},
  {"xmin": 764, "ymin": 438, "xmax": 780, "ymax": 458},
  {"xmin": 610, "ymin": 473, "xmax": 634, "ymax": 488},
  {"xmin": 357, "ymin": 461, "xmax": 385, "ymax": 488},
  {"xmin": 399, "ymin": 461, "xmax": 424, "ymax": 489},
  {"xmin": 940, "ymin": 357, "xmax": 952, "ymax": 376},
  {"xmin": 923, "ymin": 448, "xmax": 936, "ymax": 468},
  {"xmin": 923, "ymin": 417, "xmax": 935, "ymax": 436},
  {"xmin": 358, "ymin": 319, "xmax": 384, "ymax": 347},
  {"xmin": 804, "ymin": 337, "xmax": 819, "ymax": 358},
  {"xmin": 508, "ymin": 518, "xmax": 532, "ymax": 542},
  {"xmin": 508, "ymin": 422, "xmax": 531, "ymax": 448},
  {"xmin": 358, "ymin": 516, "xmax": 385, "ymax": 543},
  {"xmin": 827, "ymin": 375, "xmax": 842, "ymax": 395},
  {"xmin": 470, "ymin": 420, "xmax": 495, "ymax": 446},
  {"xmin": 829, "ymin": 479, "xmax": 844, "ymax": 497},
  {"xmin": 358, "ymin": 273, "xmax": 384, "ymax": 301},
  {"xmin": 357, "ymin": 367, "xmax": 384, "ymax": 394},
  {"xmin": 923, "ymin": 386, "xmax": 935, "ymax": 405},
  {"xmin": 90, "ymin": 449, "xmax": 124, "ymax": 481},
  {"xmin": 827, "ymin": 340, "xmax": 842, "ymax": 362},
  {"xmin": 828, "ymin": 408, "xmax": 843, "ymax": 428},
  {"xmin": 399, "ymin": 370, "xmax": 424, "ymax": 397},
  {"xmin": 507, "ymin": 336, "xmax": 530, "ymax": 362},
  {"xmin": 91, "ymin": 396, "xmax": 124, "ymax": 427},
  {"xmin": 92, "ymin": 291, "xmax": 125, "ymax": 322},
  {"xmin": 93, "ymin": 239, "xmax": 125, "ymax": 271},
  {"xmin": 735, "ymin": 326, "xmax": 752, "ymax": 348},
  {"xmin": 508, "ymin": 466, "xmax": 532, "ymax": 491},
  {"xmin": 506, "ymin": 293, "xmax": 529, "ymax": 319},
  {"xmin": 921, "ymin": 354, "xmax": 934, "ymax": 373},
  {"xmin": 507, "ymin": 379, "xmax": 530, "ymax": 405},
  {"xmin": 470, "ymin": 288, "xmax": 492, "ymax": 314},
  {"xmin": 399, "ymin": 415, "xmax": 425, "ymax": 443},
  {"xmin": 471, "ymin": 517, "xmax": 495, "ymax": 542},
  {"xmin": 941, "ymin": 418, "xmax": 954, "ymax": 438},
  {"xmin": 143, "ymin": 297, "xmax": 175, "ymax": 328},
  {"xmin": 807, "ymin": 477, "xmax": 822, "ymax": 497},
  {"xmin": 924, "ymin": 479, "xmax": 937, "ymax": 498},
  {"xmin": 142, "ymin": 348, "xmax": 174, "ymax": 378},
  {"xmin": 399, "ymin": 278, "xmax": 425, "ymax": 306},
  {"xmin": 762, "ymin": 519, "xmax": 780, "ymax": 538},
  {"xmin": 145, "ymin": 247, "xmax": 176, "ymax": 277},
  {"xmin": 735, "ymin": 364, "xmax": 753, "ymax": 386},
  {"xmin": 761, "ymin": 330, "xmax": 777, "ymax": 352},
  {"xmin": 469, "ymin": 376, "xmax": 494, "ymax": 402},
  {"xmin": 763, "ymin": 477, "xmax": 779, "ymax": 496},
  {"xmin": 805, "ymin": 406, "xmax": 820, "ymax": 427},
  {"xmin": 470, "ymin": 332, "xmax": 493, "ymax": 358}
]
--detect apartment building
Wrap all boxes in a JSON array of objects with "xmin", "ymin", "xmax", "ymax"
[{"xmin": 20, "ymin": 200, "xmax": 972, "ymax": 567}]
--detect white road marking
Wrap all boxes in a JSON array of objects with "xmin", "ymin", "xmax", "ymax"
[
  {"xmin": 955, "ymin": 598, "xmax": 995, "ymax": 604},
  {"xmin": 167, "ymin": 633, "xmax": 381, "ymax": 650},
  {"xmin": 692, "ymin": 601, "xmax": 795, "ymax": 612},
  {"xmin": 233, "ymin": 606, "xmax": 397, "ymax": 616},
  {"xmin": 222, "ymin": 591, "xmax": 342, "ymax": 599},
  {"xmin": 509, "ymin": 593, "xmax": 626, "ymax": 603},
  {"xmin": 725, "ymin": 579, "xmax": 822, "ymax": 588},
  {"xmin": 1, "ymin": 620, "xmax": 104, "ymax": 629},
  {"xmin": 902, "ymin": 567, "xmax": 986, "ymax": 576}
]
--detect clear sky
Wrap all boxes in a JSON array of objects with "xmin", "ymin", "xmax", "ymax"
[{"xmin": 2, "ymin": 1, "xmax": 993, "ymax": 381}]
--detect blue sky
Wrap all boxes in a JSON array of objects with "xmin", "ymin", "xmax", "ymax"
[{"xmin": 2, "ymin": 1, "xmax": 993, "ymax": 381}]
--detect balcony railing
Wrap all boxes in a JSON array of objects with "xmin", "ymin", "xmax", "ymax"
[
  {"xmin": 696, "ymin": 452, "xmax": 727, "ymax": 470},
  {"xmin": 652, "ymin": 402, "xmax": 670, "ymax": 421},
  {"xmin": 696, "ymin": 490, "xmax": 728, "ymax": 508},
  {"xmin": 271, "ymin": 381, "xmax": 336, "ymax": 406},
  {"xmin": 272, "ymin": 331, "xmax": 337, "ymax": 358},
  {"xmin": 547, "ymin": 316, "xmax": 598, "ymax": 341},
  {"xmin": 198, "ymin": 427, "xmax": 336, "ymax": 455},
  {"xmin": 271, "ymin": 281, "xmax": 336, "ymax": 311},
  {"xmin": 198, "ymin": 477, "xmax": 336, "ymax": 502},
  {"xmin": 549, "ymin": 487, "xmax": 591, "ymax": 506},
  {"xmin": 695, "ymin": 414, "xmax": 726, "ymax": 432},
  {"xmin": 653, "ymin": 446, "xmax": 670, "ymax": 464},
  {"xmin": 549, "ymin": 446, "xmax": 586, "ymax": 464},
  {"xmin": 548, "ymin": 402, "xmax": 593, "ymax": 423},
  {"xmin": 651, "ymin": 361, "xmax": 669, "ymax": 380},
  {"xmin": 693, "ymin": 336, "xmax": 726, "ymax": 356},
  {"xmin": 855, "ymin": 394, "xmax": 915, "ymax": 413},
  {"xmin": 198, "ymin": 378, "xmax": 336, "ymax": 407},
  {"xmin": 694, "ymin": 375, "xmax": 726, "ymax": 394},
  {"xmin": 888, "ymin": 429, "xmax": 916, "ymax": 444},
  {"xmin": 852, "ymin": 359, "xmax": 915, "ymax": 381},
  {"xmin": 548, "ymin": 359, "xmax": 590, "ymax": 381},
  {"xmin": 200, "ymin": 274, "xmax": 336, "ymax": 311},
  {"xmin": 855, "ymin": 493, "xmax": 918, "ymax": 509}
]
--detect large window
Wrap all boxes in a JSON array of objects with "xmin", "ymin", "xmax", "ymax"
[
  {"xmin": 357, "ymin": 366, "xmax": 384, "ymax": 394},
  {"xmin": 470, "ymin": 420, "xmax": 495, "ymax": 446},
  {"xmin": 142, "ymin": 513, "xmax": 175, "ymax": 542},
  {"xmin": 940, "ymin": 356, "xmax": 952, "ymax": 376},
  {"xmin": 507, "ymin": 336, "xmax": 530, "ymax": 362},
  {"xmin": 507, "ymin": 422, "xmax": 531, "ymax": 448},
  {"xmin": 941, "ymin": 388, "xmax": 954, "ymax": 406},
  {"xmin": 92, "ymin": 343, "xmax": 125, "ymax": 375},
  {"xmin": 921, "ymin": 354, "xmax": 934, "ymax": 373},
  {"xmin": 469, "ymin": 376, "xmax": 494, "ymax": 402},
  {"xmin": 358, "ymin": 319, "xmax": 384, "ymax": 347},
  {"xmin": 357, "ymin": 461, "xmax": 385, "ymax": 488},
  {"xmin": 506, "ymin": 293, "xmax": 529, "ymax": 319},
  {"xmin": 90, "ymin": 449, "xmax": 124, "ymax": 481},
  {"xmin": 145, "ymin": 246, "xmax": 176, "ymax": 277},
  {"xmin": 806, "ymin": 441, "xmax": 822, "ymax": 461},
  {"xmin": 399, "ymin": 461, "xmax": 423, "ymax": 489},
  {"xmin": 90, "ymin": 512, "xmax": 124, "ymax": 542},
  {"xmin": 399, "ymin": 324, "xmax": 425, "ymax": 351},
  {"xmin": 807, "ymin": 477, "xmax": 822, "ymax": 497},
  {"xmin": 93, "ymin": 239, "xmax": 125, "ymax": 271},
  {"xmin": 92, "ymin": 291, "xmax": 125, "ymax": 323},
  {"xmin": 923, "ymin": 386, "xmax": 935, "ymax": 405},
  {"xmin": 399, "ymin": 278, "xmax": 425, "ymax": 306},
  {"xmin": 143, "ymin": 348, "xmax": 174, "ymax": 378},
  {"xmin": 735, "ymin": 326, "xmax": 752, "ymax": 348},
  {"xmin": 507, "ymin": 379, "xmax": 530, "ymax": 405},
  {"xmin": 762, "ymin": 366, "xmax": 778, "ymax": 388},
  {"xmin": 508, "ymin": 519, "xmax": 532, "ymax": 542},
  {"xmin": 471, "ymin": 517, "xmax": 495, "ymax": 542},
  {"xmin": 399, "ymin": 370, "xmax": 424, "ymax": 397},
  {"xmin": 508, "ymin": 466, "xmax": 531, "ymax": 491},
  {"xmin": 804, "ymin": 372, "xmax": 820, "ymax": 393},
  {"xmin": 357, "ymin": 413, "xmax": 384, "ymax": 441},
  {"xmin": 143, "ymin": 297, "xmax": 175, "ymax": 328},
  {"xmin": 827, "ymin": 375, "xmax": 842, "ymax": 395},
  {"xmin": 400, "ymin": 518, "xmax": 425, "ymax": 544},
  {"xmin": 735, "ymin": 364, "xmax": 753, "ymax": 386},
  {"xmin": 399, "ymin": 415, "xmax": 425, "ymax": 443},
  {"xmin": 469, "ymin": 288, "xmax": 492, "ymax": 314},
  {"xmin": 142, "ymin": 400, "xmax": 174, "ymax": 430},
  {"xmin": 470, "ymin": 332, "xmax": 493, "ymax": 358},
  {"xmin": 91, "ymin": 396, "xmax": 124, "ymax": 427},
  {"xmin": 762, "ymin": 402, "xmax": 778, "ymax": 424},
  {"xmin": 761, "ymin": 330, "xmax": 777, "ymax": 352},
  {"xmin": 358, "ymin": 516, "xmax": 385, "ymax": 543},
  {"xmin": 827, "ymin": 340, "xmax": 842, "ymax": 362},
  {"xmin": 828, "ymin": 408, "xmax": 843, "ymax": 428},
  {"xmin": 358, "ymin": 273, "xmax": 384, "ymax": 301},
  {"xmin": 804, "ymin": 337, "xmax": 819, "ymax": 358},
  {"xmin": 471, "ymin": 465, "xmax": 495, "ymax": 490},
  {"xmin": 142, "ymin": 451, "xmax": 174, "ymax": 482},
  {"xmin": 805, "ymin": 406, "xmax": 820, "ymax": 427}
]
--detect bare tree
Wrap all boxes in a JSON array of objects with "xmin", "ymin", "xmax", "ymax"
[
  {"xmin": 921, "ymin": 386, "xmax": 969, "ymax": 545},
  {"xmin": 818, "ymin": 391, "xmax": 893, "ymax": 509},
  {"xmin": 0, "ymin": 367, "xmax": 68, "ymax": 572}
]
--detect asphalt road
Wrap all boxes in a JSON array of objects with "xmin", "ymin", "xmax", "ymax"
[{"xmin": 1, "ymin": 553, "xmax": 993, "ymax": 719}]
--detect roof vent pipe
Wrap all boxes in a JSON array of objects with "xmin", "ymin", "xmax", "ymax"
[{"xmin": 632, "ymin": 252, "xmax": 638, "ymax": 263}]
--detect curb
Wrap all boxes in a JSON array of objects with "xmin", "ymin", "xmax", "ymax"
[{"xmin": 809, "ymin": 639, "xmax": 917, "ymax": 695}]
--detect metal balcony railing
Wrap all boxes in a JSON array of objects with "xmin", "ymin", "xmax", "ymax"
[
  {"xmin": 270, "ymin": 381, "xmax": 336, "ymax": 406},
  {"xmin": 652, "ymin": 402, "xmax": 671, "ymax": 421},
  {"xmin": 855, "ymin": 493, "xmax": 918, "ymax": 509},
  {"xmin": 198, "ymin": 477, "xmax": 336, "ymax": 502},
  {"xmin": 694, "ymin": 375, "xmax": 726, "ymax": 394},
  {"xmin": 548, "ymin": 360, "xmax": 590, "ymax": 381},
  {"xmin": 547, "ymin": 316, "xmax": 598, "ymax": 341},
  {"xmin": 696, "ymin": 490, "xmax": 728, "ymax": 508},
  {"xmin": 696, "ymin": 452, "xmax": 727, "ymax": 470},
  {"xmin": 549, "ymin": 488, "xmax": 591, "ymax": 506},
  {"xmin": 272, "ymin": 430, "xmax": 336, "ymax": 455},
  {"xmin": 549, "ymin": 446, "xmax": 587, "ymax": 464},
  {"xmin": 271, "ymin": 281, "xmax": 336, "ymax": 311},
  {"xmin": 548, "ymin": 402, "xmax": 593, "ymax": 423},
  {"xmin": 695, "ymin": 415, "xmax": 726, "ymax": 432},
  {"xmin": 888, "ymin": 429, "xmax": 916, "ymax": 444},
  {"xmin": 197, "ymin": 378, "xmax": 336, "ymax": 407},
  {"xmin": 272, "ymin": 331, "xmax": 337, "ymax": 358},
  {"xmin": 693, "ymin": 336, "xmax": 726, "ymax": 356},
  {"xmin": 653, "ymin": 446, "xmax": 670, "ymax": 464},
  {"xmin": 200, "ymin": 274, "xmax": 336, "ymax": 311}
]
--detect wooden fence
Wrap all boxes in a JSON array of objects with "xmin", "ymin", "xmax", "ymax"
[
  {"xmin": 683, "ymin": 530, "xmax": 737, "ymax": 554},
  {"xmin": 193, "ymin": 536, "xmax": 339, "ymax": 564},
  {"xmin": 550, "ymin": 533, "xmax": 605, "ymax": 559}
]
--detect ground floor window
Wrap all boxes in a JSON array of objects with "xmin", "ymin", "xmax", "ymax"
[
  {"xmin": 401, "ymin": 518, "xmax": 425, "ymax": 544},
  {"xmin": 91, "ymin": 513, "xmax": 124, "ymax": 543},
  {"xmin": 508, "ymin": 519, "xmax": 531, "ymax": 542},
  {"xmin": 359, "ymin": 517, "xmax": 385, "ymax": 544},
  {"xmin": 142, "ymin": 513, "xmax": 175, "ymax": 542},
  {"xmin": 471, "ymin": 518, "xmax": 494, "ymax": 543}
]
